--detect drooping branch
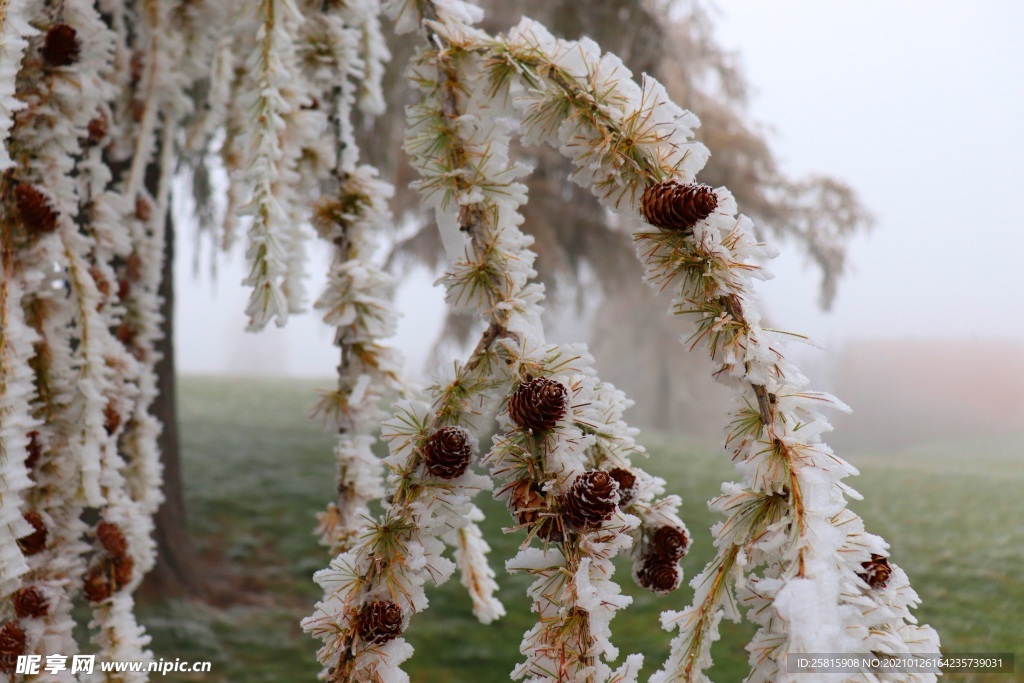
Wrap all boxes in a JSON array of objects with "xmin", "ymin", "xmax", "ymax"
[
  {"xmin": 302, "ymin": 6, "xmax": 701, "ymax": 683},
  {"xmin": 303, "ymin": 13, "xmax": 540, "ymax": 672},
  {"xmin": 369, "ymin": 4, "xmax": 937, "ymax": 680},
  {"xmin": 0, "ymin": 3, "xmax": 159, "ymax": 674},
  {"xmin": 472, "ymin": 16, "xmax": 938, "ymax": 682},
  {"xmin": 0, "ymin": 0, "xmax": 204, "ymax": 674},
  {"xmin": 238, "ymin": 0, "xmax": 304, "ymax": 331}
]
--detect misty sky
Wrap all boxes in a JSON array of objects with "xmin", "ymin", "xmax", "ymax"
[{"xmin": 174, "ymin": 1, "xmax": 1024, "ymax": 378}]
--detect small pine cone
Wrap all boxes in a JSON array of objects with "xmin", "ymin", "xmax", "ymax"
[
  {"xmin": 103, "ymin": 401, "xmax": 121, "ymax": 436},
  {"xmin": 112, "ymin": 555, "xmax": 134, "ymax": 588},
  {"xmin": 135, "ymin": 196, "xmax": 152, "ymax": 222},
  {"xmin": 636, "ymin": 558, "xmax": 681, "ymax": 595},
  {"xmin": 125, "ymin": 253, "xmax": 143, "ymax": 282},
  {"xmin": 562, "ymin": 470, "xmax": 619, "ymax": 531},
  {"xmin": 96, "ymin": 521, "xmax": 128, "ymax": 558},
  {"xmin": 508, "ymin": 377, "xmax": 567, "ymax": 433},
  {"xmin": 83, "ymin": 555, "xmax": 133, "ymax": 602},
  {"xmin": 117, "ymin": 278, "xmax": 131, "ymax": 301},
  {"xmin": 42, "ymin": 23, "xmax": 81, "ymax": 67},
  {"xmin": 130, "ymin": 50, "xmax": 145, "ymax": 85},
  {"xmin": 18, "ymin": 511, "xmax": 47, "ymax": 556},
  {"xmin": 15, "ymin": 184, "xmax": 58, "ymax": 234},
  {"xmin": 13, "ymin": 586, "xmax": 49, "ymax": 619},
  {"xmin": 89, "ymin": 266, "xmax": 111, "ymax": 299},
  {"xmin": 858, "ymin": 554, "xmax": 892, "ymax": 589},
  {"xmin": 87, "ymin": 112, "xmax": 109, "ymax": 145},
  {"xmin": 116, "ymin": 323, "xmax": 135, "ymax": 346},
  {"xmin": 131, "ymin": 98, "xmax": 146, "ymax": 123},
  {"xmin": 640, "ymin": 180, "xmax": 718, "ymax": 234},
  {"xmin": 83, "ymin": 564, "xmax": 113, "ymax": 603},
  {"xmin": 607, "ymin": 468, "xmax": 637, "ymax": 507},
  {"xmin": 25, "ymin": 431, "xmax": 42, "ymax": 470},
  {"xmin": 648, "ymin": 525, "xmax": 689, "ymax": 562},
  {"xmin": 507, "ymin": 479, "xmax": 546, "ymax": 525},
  {"xmin": 507, "ymin": 479, "xmax": 562, "ymax": 542},
  {"xmin": 422, "ymin": 427, "xmax": 473, "ymax": 479},
  {"xmin": 357, "ymin": 601, "xmax": 404, "ymax": 644},
  {"xmin": 0, "ymin": 622, "xmax": 27, "ymax": 673}
]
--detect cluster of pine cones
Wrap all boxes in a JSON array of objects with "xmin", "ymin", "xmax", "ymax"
[
  {"xmin": 635, "ymin": 526, "xmax": 690, "ymax": 595},
  {"xmin": 1, "ymin": 520, "xmax": 135, "ymax": 671},
  {"xmin": 83, "ymin": 521, "xmax": 134, "ymax": 603},
  {"xmin": 1, "ymin": 512, "xmax": 54, "ymax": 672}
]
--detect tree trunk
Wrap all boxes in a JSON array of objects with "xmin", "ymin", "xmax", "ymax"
[{"xmin": 139, "ymin": 215, "xmax": 208, "ymax": 600}]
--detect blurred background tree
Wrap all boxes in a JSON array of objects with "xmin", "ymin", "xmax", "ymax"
[{"xmin": 155, "ymin": 0, "xmax": 870, "ymax": 596}]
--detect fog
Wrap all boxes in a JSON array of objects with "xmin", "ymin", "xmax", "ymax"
[
  {"xmin": 173, "ymin": 2, "xmax": 1024, "ymax": 449},
  {"xmin": 712, "ymin": 0, "xmax": 1024, "ymax": 343}
]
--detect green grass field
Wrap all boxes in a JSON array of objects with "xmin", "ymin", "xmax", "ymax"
[{"xmin": 137, "ymin": 377, "xmax": 1023, "ymax": 682}]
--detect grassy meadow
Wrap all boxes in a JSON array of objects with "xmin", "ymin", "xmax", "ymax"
[{"xmin": 136, "ymin": 377, "xmax": 1024, "ymax": 682}]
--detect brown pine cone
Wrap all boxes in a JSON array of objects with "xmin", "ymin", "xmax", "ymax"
[
  {"xmin": 18, "ymin": 511, "xmax": 47, "ymax": 556},
  {"xmin": 607, "ymin": 468, "xmax": 637, "ymax": 507},
  {"xmin": 562, "ymin": 470, "xmax": 619, "ymax": 531},
  {"xmin": 13, "ymin": 586, "xmax": 49, "ymax": 619},
  {"xmin": 87, "ymin": 112, "xmax": 109, "ymax": 145},
  {"xmin": 125, "ymin": 253, "xmax": 144, "ymax": 283},
  {"xmin": 116, "ymin": 323, "xmax": 136, "ymax": 346},
  {"xmin": 422, "ymin": 427, "xmax": 473, "ymax": 479},
  {"xmin": 640, "ymin": 180, "xmax": 718, "ymax": 234},
  {"xmin": 858, "ymin": 554, "xmax": 892, "ymax": 589},
  {"xmin": 135, "ymin": 197, "xmax": 152, "ymax": 222},
  {"xmin": 83, "ymin": 564, "xmax": 113, "ymax": 603},
  {"xmin": 636, "ymin": 558, "xmax": 681, "ymax": 595},
  {"xmin": 25, "ymin": 431, "xmax": 43, "ymax": 470},
  {"xmin": 15, "ymin": 184, "xmax": 58, "ymax": 234},
  {"xmin": 96, "ymin": 521, "xmax": 128, "ymax": 558},
  {"xmin": 507, "ymin": 479, "xmax": 562, "ymax": 542},
  {"xmin": 649, "ymin": 526, "xmax": 689, "ymax": 561},
  {"xmin": 112, "ymin": 555, "xmax": 134, "ymax": 587},
  {"xmin": 42, "ymin": 24, "xmax": 81, "ymax": 67},
  {"xmin": 508, "ymin": 377, "xmax": 567, "ymax": 433},
  {"xmin": 83, "ymin": 555, "xmax": 134, "ymax": 603},
  {"xmin": 131, "ymin": 98, "xmax": 146, "ymax": 123},
  {"xmin": 357, "ymin": 601, "xmax": 404, "ymax": 644},
  {"xmin": 130, "ymin": 50, "xmax": 145, "ymax": 85},
  {"xmin": 104, "ymin": 402, "xmax": 121, "ymax": 436},
  {"xmin": 89, "ymin": 266, "xmax": 112, "ymax": 300},
  {"xmin": 0, "ymin": 622, "xmax": 27, "ymax": 673}
]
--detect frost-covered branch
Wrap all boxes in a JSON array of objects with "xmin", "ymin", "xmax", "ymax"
[
  {"xmin": 238, "ymin": 0, "xmax": 304, "ymax": 330},
  {"xmin": 310, "ymin": 166, "xmax": 405, "ymax": 554},
  {"xmin": 301, "ymin": 5, "xmax": 699, "ymax": 682},
  {"xmin": 475, "ymin": 17, "xmax": 938, "ymax": 682},
  {"xmin": 303, "ymin": 10, "xmax": 535, "ymax": 673},
  {"xmin": 0, "ymin": 0, "xmax": 36, "ymax": 171},
  {"xmin": 281, "ymin": 0, "xmax": 409, "ymax": 576},
  {"xmin": 1, "ymin": 5, "xmax": 127, "ymax": 668},
  {"xmin": 0, "ymin": 1, "xmax": 188, "ymax": 674}
]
